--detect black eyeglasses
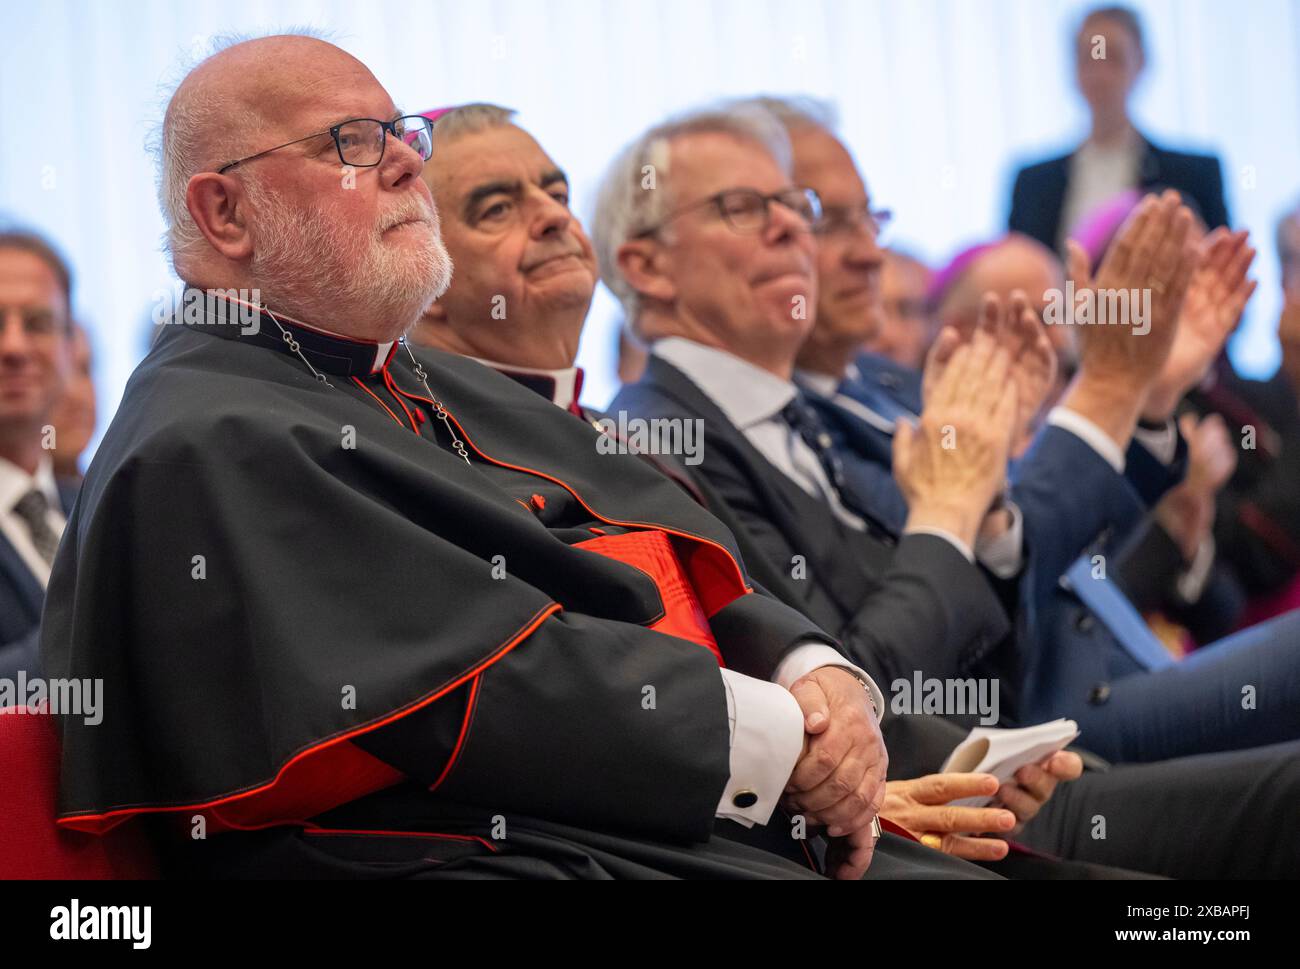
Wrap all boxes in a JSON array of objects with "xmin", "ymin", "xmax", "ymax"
[
  {"xmin": 814, "ymin": 204, "xmax": 893, "ymax": 240},
  {"xmin": 216, "ymin": 115, "xmax": 436, "ymax": 175},
  {"xmin": 636, "ymin": 186, "xmax": 823, "ymax": 237}
]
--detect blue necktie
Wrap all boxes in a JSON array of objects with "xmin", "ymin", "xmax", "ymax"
[
  {"xmin": 780, "ymin": 392, "xmax": 897, "ymax": 542},
  {"xmin": 1064, "ymin": 556, "xmax": 1175, "ymax": 670},
  {"xmin": 839, "ymin": 374, "xmax": 915, "ymax": 428}
]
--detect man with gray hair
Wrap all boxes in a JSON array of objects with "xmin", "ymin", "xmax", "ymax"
[
  {"xmin": 600, "ymin": 102, "xmax": 1024, "ymax": 745},
  {"xmin": 39, "ymin": 39, "xmax": 1001, "ymax": 881}
]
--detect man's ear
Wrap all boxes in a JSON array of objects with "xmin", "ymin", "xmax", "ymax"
[
  {"xmin": 186, "ymin": 173, "xmax": 255, "ymax": 261},
  {"xmin": 617, "ymin": 238, "xmax": 675, "ymax": 307}
]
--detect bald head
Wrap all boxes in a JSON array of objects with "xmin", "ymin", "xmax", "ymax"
[
  {"xmin": 937, "ymin": 235, "xmax": 1074, "ymax": 364},
  {"xmin": 938, "ymin": 236, "xmax": 1063, "ymax": 323},
  {"xmin": 160, "ymin": 34, "xmax": 451, "ymax": 341},
  {"xmin": 161, "ymin": 35, "xmax": 382, "ymax": 268}
]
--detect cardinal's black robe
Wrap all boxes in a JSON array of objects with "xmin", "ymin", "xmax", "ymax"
[{"xmin": 40, "ymin": 294, "xmax": 993, "ymax": 880}]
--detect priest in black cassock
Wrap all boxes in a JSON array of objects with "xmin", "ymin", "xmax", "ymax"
[{"xmin": 39, "ymin": 34, "xmax": 999, "ymax": 879}]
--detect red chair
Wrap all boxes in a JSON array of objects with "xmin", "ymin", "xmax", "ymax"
[{"xmin": 0, "ymin": 707, "xmax": 158, "ymax": 879}]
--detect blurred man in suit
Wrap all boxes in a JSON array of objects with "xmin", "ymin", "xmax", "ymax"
[
  {"xmin": 864, "ymin": 248, "xmax": 934, "ymax": 371},
  {"xmin": 0, "ymin": 230, "xmax": 77, "ymax": 678},
  {"xmin": 929, "ymin": 236, "xmax": 1266, "ymax": 681},
  {"xmin": 1008, "ymin": 4, "xmax": 1229, "ymax": 255}
]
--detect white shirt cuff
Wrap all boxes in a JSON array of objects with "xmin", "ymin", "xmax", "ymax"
[
  {"xmin": 1047, "ymin": 406, "xmax": 1126, "ymax": 473},
  {"xmin": 773, "ymin": 641, "xmax": 885, "ymax": 723},
  {"xmin": 1176, "ymin": 534, "xmax": 1217, "ymax": 603},
  {"xmin": 716, "ymin": 669, "xmax": 806, "ymax": 828},
  {"xmin": 1133, "ymin": 420, "xmax": 1179, "ymax": 466},
  {"xmin": 903, "ymin": 526, "xmax": 975, "ymax": 564},
  {"xmin": 974, "ymin": 500, "xmax": 1025, "ymax": 579}
]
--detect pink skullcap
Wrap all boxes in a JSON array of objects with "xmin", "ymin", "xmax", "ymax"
[
  {"xmin": 420, "ymin": 106, "xmax": 460, "ymax": 124},
  {"xmin": 1069, "ymin": 189, "xmax": 1143, "ymax": 271},
  {"xmin": 926, "ymin": 239, "xmax": 1005, "ymax": 309}
]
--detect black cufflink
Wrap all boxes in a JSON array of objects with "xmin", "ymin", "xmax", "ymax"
[{"xmin": 732, "ymin": 790, "xmax": 759, "ymax": 809}]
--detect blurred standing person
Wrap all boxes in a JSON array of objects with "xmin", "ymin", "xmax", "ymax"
[
  {"xmin": 1009, "ymin": 5, "xmax": 1229, "ymax": 255},
  {"xmin": 865, "ymin": 248, "xmax": 934, "ymax": 371}
]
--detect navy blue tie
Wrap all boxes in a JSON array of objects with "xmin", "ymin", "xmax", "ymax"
[{"xmin": 781, "ymin": 392, "xmax": 897, "ymax": 542}]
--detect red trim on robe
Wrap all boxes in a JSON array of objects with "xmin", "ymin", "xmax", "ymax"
[
  {"xmin": 387, "ymin": 383, "xmax": 754, "ymax": 617},
  {"xmin": 300, "ymin": 826, "xmax": 498, "ymax": 853},
  {"xmin": 879, "ymin": 817, "xmax": 920, "ymax": 843},
  {"xmin": 352, "ymin": 376, "xmax": 405, "ymax": 427},
  {"xmin": 429, "ymin": 675, "xmax": 481, "ymax": 792},
  {"xmin": 57, "ymin": 603, "xmax": 562, "ymax": 835}
]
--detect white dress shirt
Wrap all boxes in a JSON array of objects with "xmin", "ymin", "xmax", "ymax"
[
  {"xmin": 655, "ymin": 338, "xmax": 951, "ymax": 544},
  {"xmin": 1058, "ymin": 132, "xmax": 1144, "ymax": 253},
  {"xmin": 0, "ymin": 454, "xmax": 66, "ymax": 588},
  {"xmin": 477, "ymin": 352, "xmax": 884, "ymax": 828}
]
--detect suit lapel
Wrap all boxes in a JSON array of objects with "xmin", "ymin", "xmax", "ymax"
[
  {"xmin": 56, "ymin": 477, "xmax": 80, "ymax": 517},
  {"xmin": 642, "ymin": 357, "xmax": 883, "ymax": 622},
  {"xmin": 0, "ymin": 529, "xmax": 44, "ymax": 624},
  {"xmin": 1042, "ymin": 154, "xmax": 1072, "ymax": 245},
  {"xmin": 1136, "ymin": 135, "xmax": 1163, "ymax": 187}
]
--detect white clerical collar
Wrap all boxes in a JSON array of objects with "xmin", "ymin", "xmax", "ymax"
[
  {"xmin": 652, "ymin": 337, "xmax": 796, "ymax": 430},
  {"xmin": 0, "ymin": 453, "xmax": 61, "ymax": 514},
  {"xmin": 473, "ymin": 358, "xmax": 582, "ymax": 411}
]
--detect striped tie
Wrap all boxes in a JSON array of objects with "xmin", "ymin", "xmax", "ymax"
[{"xmin": 12, "ymin": 488, "xmax": 60, "ymax": 566}]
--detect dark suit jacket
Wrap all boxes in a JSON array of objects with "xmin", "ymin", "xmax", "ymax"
[
  {"xmin": 1009, "ymin": 135, "xmax": 1229, "ymax": 252},
  {"xmin": 611, "ymin": 356, "xmax": 1012, "ymax": 713},
  {"xmin": 0, "ymin": 477, "xmax": 78, "ymax": 679}
]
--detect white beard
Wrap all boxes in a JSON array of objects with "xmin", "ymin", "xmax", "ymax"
[{"xmin": 244, "ymin": 177, "xmax": 453, "ymax": 336}]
